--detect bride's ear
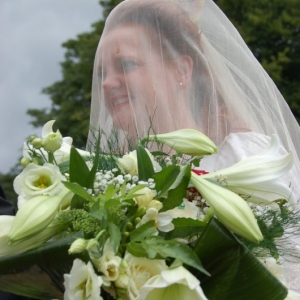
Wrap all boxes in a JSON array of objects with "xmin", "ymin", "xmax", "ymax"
[{"xmin": 174, "ymin": 55, "xmax": 193, "ymax": 88}]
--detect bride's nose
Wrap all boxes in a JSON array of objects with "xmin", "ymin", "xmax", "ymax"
[{"xmin": 102, "ymin": 71, "xmax": 123, "ymax": 91}]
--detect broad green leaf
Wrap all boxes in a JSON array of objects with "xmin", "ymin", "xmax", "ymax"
[
  {"xmin": 69, "ymin": 147, "xmax": 90, "ymax": 187},
  {"xmin": 108, "ymin": 222, "xmax": 121, "ymax": 252},
  {"xmin": 126, "ymin": 241, "xmax": 148, "ymax": 257},
  {"xmin": 90, "ymin": 200, "xmax": 107, "ymax": 221},
  {"xmin": 130, "ymin": 221, "xmax": 157, "ymax": 242},
  {"xmin": 63, "ymin": 181, "xmax": 95, "ymax": 203},
  {"xmin": 159, "ymin": 164, "xmax": 191, "ymax": 211},
  {"xmin": 193, "ymin": 218, "xmax": 288, "ymax": 300},
  {"xmin": 0, "ymin": 235, "xmax": 85, "ymax": 300},
  {"xmin": 165, "ymin": 218, "xmax": 205, "ymax": 240},
  {"xmin": 136, "ymin": 143, "xmax": 155, "ymax": 181},
  {"xmin": 141, "ymin": 237, "xmax": 209, "ymax": 276}
]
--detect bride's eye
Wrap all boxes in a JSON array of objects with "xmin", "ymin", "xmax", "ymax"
[{"xmin": 122, "ymin": 59, "xmax": 138, "ymax": 71}]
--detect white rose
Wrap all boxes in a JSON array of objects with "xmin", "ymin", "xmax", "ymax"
[
  {"xmin": 118, "ymin": 151, "xmax": 138, "ymax": 175},
  {"xmin": 118, "ymin": 149, "xmax": 161, "ymax": 176},
  {"xmin": 125, "ymin": 253, "xmax": 167, "ymax": 300},
  {"xmin": 135, "ymin": 188, "xmax": 155, "ymax": 208},
  {"xmin": 64, "ymin": 259, "xmax": 103, "ymax": 300},
  {"xmin": 139, "ymin": 266, "xmax": 208, "ymax": 300},
  {"xmin": 13, "ymin": 163, "xmax": 65, "ymax": 208}
]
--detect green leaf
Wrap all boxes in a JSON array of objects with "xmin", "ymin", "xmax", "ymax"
[
  {"xmin": 69, "ymin": 147, "xmax": 90, "ymax": 187},
  {"xmin": 165, "ymin": 218, "xmax": 205, "ymax": 240},
  {"xmin": 0, "ymin": 235, "xmax": 85, "ymax": 300},
  {"xmin": 63, "ymin": 181, "xmax": 95, "ymax": 203},
  {"xmin": 108, "ymin": 222, "xmax": 121, "ymax": 252},
  {"xmin": 136, "ymin": 143, "xmax": 155, "ymax": 181},
  {"xmin": 141, "ymin": 237, "xmax": 209, "ymax": 275},
  {"xmin": 159, "ymin": 164, "xmax": 191, "ymax": 212},
  {"xmin": 126, "ymin": 241, "xmax": 148, "ymax": 257},
  {"xmin": 193, "ymin": 218, "xmax": 288, "ymax": 300},
  {"xmin": 87, "ymin": 131, "xmax": 101, "ymax": 189},
  {"xmin": 130, "ymin": 221, "xmax": 157, "ymax": 242}
]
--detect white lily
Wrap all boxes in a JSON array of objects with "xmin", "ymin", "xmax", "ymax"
[
  {"xmin": 191, "ymin": 172, "xmax": 263, "ymax": 243},
  {"xmin": 146, "ymin": 129, "xmax": 217, "ymax": 156},
  {"xmin": 9, "ymin": 187, "xmax": 73, "ymax": 242},
  {"xmin": 139, "ymin": 265, "xmax": 208, "ymax": 300},
  {"xmin": 201, "ymin": 135, "xmax": 295, "ymax": 206}
]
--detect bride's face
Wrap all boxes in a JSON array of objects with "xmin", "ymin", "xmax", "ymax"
[{"xmin": 98, "ymin": 24, "xmax": 179, "ymax": 136}]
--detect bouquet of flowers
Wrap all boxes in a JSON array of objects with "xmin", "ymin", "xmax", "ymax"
[{"xmin": 0, "ymin": 120, "xmax": 299, "ymax": 300}]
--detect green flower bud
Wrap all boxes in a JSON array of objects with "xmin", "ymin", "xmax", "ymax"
[
  {"xmin": 68, "ymin": 238, "xmax": 87, "ymax": 254},
  {"xmin": 20, "ymin": 157, "xmax": 31, "ymax": 167},
  {"xmin": 31, "ymin": 138, "xmax": 43, "ymax": 149},
  {"xmin": 86, "ymin": 239, "xmax": 98, "ymax": 250},
  {"xmin": 43, "ymin": 130, "xmax": 63, "ymax": 153}
]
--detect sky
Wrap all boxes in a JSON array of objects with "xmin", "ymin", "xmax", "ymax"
[{"xmin": 0, "ymin": 0, "xmax": 102, "ymax": 174}]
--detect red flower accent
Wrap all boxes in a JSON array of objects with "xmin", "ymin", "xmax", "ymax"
[{"xmin": 192, "ymin": 169, "xmax": 209, "ymax": 175}]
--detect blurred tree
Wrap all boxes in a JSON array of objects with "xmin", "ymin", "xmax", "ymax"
[
  {"xmin": 27, "ymin": 0, "xmax": 123, "ymax": 149},
  {"xmin": 215, "ymin": 0, "xmax": 300, "ymax": 122}
]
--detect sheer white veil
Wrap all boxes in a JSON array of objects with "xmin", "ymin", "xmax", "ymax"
[{"xmin": 88, "ymin": 0, "xmax": 300, "ymax": 173}]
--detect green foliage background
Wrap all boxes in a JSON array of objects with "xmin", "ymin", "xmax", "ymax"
[{"xmin": 1, "ymin": 0, "xmax": 299, "ymax": 204}]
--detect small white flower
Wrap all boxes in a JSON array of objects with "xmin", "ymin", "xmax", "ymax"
[
  {"xmin": 13, "ymin": 163, "xmax": 65, "ymax": 208},
  {"xmin": 138, "ymin": 208, "xmax": 174, "ymax": 232},
  {"xmin": 64, "ymin": 259, "xmax": 103, "ymax": 300},
  {"xmin": 166, "ymin": 199, "xmax": 200, "ymax": 219},
  {"xmin": 139, "ymin": 265, "xmax": 208, "ymax": 300}
]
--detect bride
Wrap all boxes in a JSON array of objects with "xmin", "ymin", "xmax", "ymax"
[{"xmin": 88, "ymin": 0, "xmax": 300, "ymax": 294}]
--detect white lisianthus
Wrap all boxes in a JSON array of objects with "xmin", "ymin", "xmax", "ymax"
[
  {"xmin": 138, "ymin": 208, "xmax": 174, "ymax": 232},
  {"xmin": 166, "ymin": 198, "xmax": 200, "ymax": 219},
  {"xmin": 191, "ymin": 172, "xmax": 263, "ymax": 243},
  {"xmin": 64, "ymin": 259, "xmax": 103, "ymax": 300},
  {"xmin": 201, "ymin": 135, "xmax": 295, "ymax": 206},
  {"xmin": 140, "ymin": 266, "xmax": 207, "ymax": 300},
  {"xmin": 9, "ymin": 187, "xmax": 73, "ymax": 242},
  {"xmin": 0, "ymin": 216, "xmax": 59, "ymax": 257},
  {"xmin": 13, "ymin": 162, "xmax": 65, "ymax": 208},
  {"xmin": 125, "ymin": 253, "xmax": 168, "ymax": 300},
  {"xmin": 139, "ymin": 265, "xmax": 208, "ymax": 300},
  {"xmin": 146, "ymin": 129, "xmax": 217, "ymax": 156},
  {"xmin": 99, "ymin": 252, "xmax": 122, "ymax": 284},
  {"xmin": 118, "ymin": 149, "xmax": 161, "ymax": 176}
]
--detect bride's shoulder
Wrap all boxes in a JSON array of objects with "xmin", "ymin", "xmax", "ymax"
[{"xmin": 201, "ymin": 131, "xmax": 276, "ymax": 172}]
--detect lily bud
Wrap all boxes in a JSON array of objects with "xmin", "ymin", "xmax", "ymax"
[
  {"xmin": 9, "ymin": 187, "xmax": 73, "ymax": 242},
  {"xmin": 43, "ymin": 130, "xmax": 63, "ymax": 153},
  {"xmin": 146, "ymin": 129, "xmax": 217, "ymax": 156},
  {"xmin": 190, "ymin": 172, "xmax": 263, "ymax": 243}
]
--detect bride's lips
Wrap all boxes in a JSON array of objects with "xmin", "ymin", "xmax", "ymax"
[{"xmin": 109, "ymin": 95, "xmax": 131, "ymax": 110}]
